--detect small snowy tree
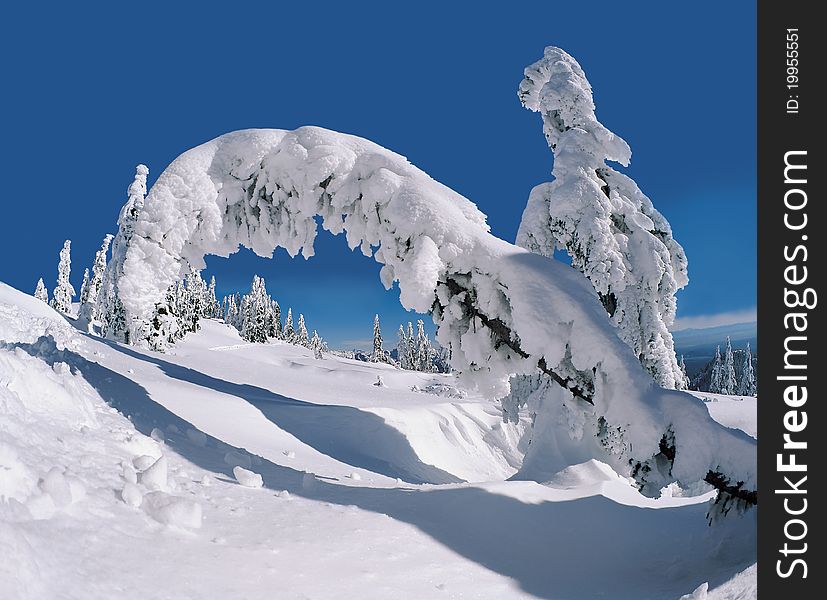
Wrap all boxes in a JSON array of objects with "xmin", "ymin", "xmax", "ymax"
[
  {"xmin": 721, "ymin": 337, "xmax": 737, "ymax": 395},
  {"xmin": 78, "ymin": 268, "xmax": 91, "ymax": 306},
  {"xmin": 310, "ymin": 330, "xmax": 325, "ymax": 359},
  {"xmin": 271, "ymin": 299, "xmax": 282, "ymax": 339},
  {"xmin": 206, "ymin": 275, "xmax": 219, "ymax": 318},
  {"xmin": 100, "ymin": 164, "xmax": 149, "ymax": 342},
  {"xmin": 78, "ymin": 234, "xmax": 114, "ymax": 328},
  {"xmin": 414, "ymin": 319, "xmax": 434, "ymax": 372},
  {"xmin": 516, "ymin": 46, "xmax": 688, "ymax": 389},
  {"xmin": 371, "ymin": 314, "xmax": 386, "ymax": 362},
  {"xmin": 678, "ymin": 355, "xmax": 690, "ymax": 390},
  {"xmin": 50, "ymin": 240, "xmax": 75, "ymax": 315},
  {"xmin": 284, "ymin": 308, "xmax": 295, "ymax": 342},
  {"xmin": 296, "ymin": 313, "xmax": 309, "ymax": 347},
  {"xmin": 396, "ymin": 324, "xmax": 409, "ymax": 369},
  {"xmin": 737, "ymin": 343, "xmax": 757, "ymax": 396},
  {"xmin": 709, "ymin": 345, "xmax": 724, "ymax": 394},
  {"xmin": 34, "ymin": 278, "xmax": 49, "ymax": 303}
]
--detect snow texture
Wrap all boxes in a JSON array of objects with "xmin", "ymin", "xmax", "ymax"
[{"xmin": 112, "ymin": 126, "xmax": 755, "ymax": 505}]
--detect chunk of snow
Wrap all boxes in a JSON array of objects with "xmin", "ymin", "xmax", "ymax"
[
  {"xmin": 38, "ymin": 467, "xmax": 73, "ymax": 508},
  {"xmin": 283, "ymin": 450, "xmax": 296, "ymax": 459},
  {"xmin": 120, "ymin": 482, "xmax": 143, "ymax": 508},
  {"xmin": 348, "ymin": 472, "xmax": 362, "ymax": 481},
  {"xmin": 137, "ymin": 455, "xmax": 168, "ymax": 491},
  {"xmin": 141, "ymin": 492, "xmax": 202, "ymax": 529},
  {"xmin": 132, "ymin": 455, "xmax": 157, "ymax": 471},
  {"xmin": 150, "ymin": 427, "xmax": 165, "ymax": 442},
  {"xmin": 233, "ymin": 466, "xmax": 263, "ymax": 488},
  {"xmin": 373, "ymin": 376, "xmax": 386, "ymax": 387},
  {"xmin": 301, "ymin": 472, "xmax": 317, "ymax": 491}
]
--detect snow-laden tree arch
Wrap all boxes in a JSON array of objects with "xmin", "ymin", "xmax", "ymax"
[{"xmin": 117, "ymin": 126, "xmax": 756, "ymax": 511}]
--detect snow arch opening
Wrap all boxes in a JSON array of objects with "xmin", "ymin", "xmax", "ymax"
[{"xmin": 118, "ymin": 126, "xmax": 756, "ymax": 510}]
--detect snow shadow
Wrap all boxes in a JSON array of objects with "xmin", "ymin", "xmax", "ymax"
[
  {"xmin": 11, "ymin": 338, "xmax": 755, "ymax": 599},
  {"xmin": 99, "ymin": 340, "xmax": 462, "ymax": 485}
]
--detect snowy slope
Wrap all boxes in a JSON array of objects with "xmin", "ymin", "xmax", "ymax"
[{"xmin": 0, "ymin": 283, "xmax": 756, "ymax": 599}]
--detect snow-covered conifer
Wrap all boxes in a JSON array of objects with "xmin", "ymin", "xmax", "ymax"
[
  {"xmin": 721, "ymin": 337, "xmax": 737, "ymax": 395},
  {"xmin": 206, "ymin": 276, "xmax": 219, "ymax": 318},
  {"xmin": 737, "ymin": 343, "xmax": 756, "ymax": 396},
  {"xmin": 396, "ymin": 324, "xmax": 409, "ymax": 369},
  {"xmin": 296, "ymin": 313, "xmax": 309, "ymax": 347},
  {"xmin": 78, "ymin": 234, "xmax": 114, "ymax": 328},
  {"xmin": 34, "ymin": 278, "xmax": 49, "ymax": 303},
  {"xmin": 371, "ymin": 314, "xmax": 386, "ymax": 362},
  {"xmin": 100, "ymin": 165, "xmax": 149, "ymax": 342},
  {"xmin": 78, "ymin": 269, "xmax": 91, "ymax": 305},
  {"xmin": 516, "ymin": 47, "xmax": 688, "ymax": 388},
  {"xmin": 284, "ymin": 308, "xmax": 295, "ymax": 341},
  {"xmin": 271, "ymin": 299, "xmax": 282, "ymax": 339},
  {"xmin": 678, "ymin": 355, "xmax": 690, "ymax": 390},
  {"xmin": 414, "ymin": 320, "xmax": 434, "ymax": 372},
  {"xmin": 50, "ymin": 240, "xmax": 75, "ymax": 315},
  {"xmin": 709, "ymin": 345, "xmax": 724, "ymax": 394},
  {"xmin": 310, "ymin": 330, "xmax": 325, "ymax": 359}
]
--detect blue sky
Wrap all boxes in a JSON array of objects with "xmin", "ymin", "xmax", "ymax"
[{"xmin": 0, "ymin": 2, "xmax": 756, "ymax": 348}]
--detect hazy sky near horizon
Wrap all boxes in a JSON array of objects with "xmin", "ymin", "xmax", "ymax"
[{"xmin": 0, "ymin": 2, "xmax": 756, "ymax": 348}]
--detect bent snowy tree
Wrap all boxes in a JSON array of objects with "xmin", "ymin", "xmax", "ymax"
[{"xmin": 115, "ymin": 126, "xmax": 756, "ymax": 512}]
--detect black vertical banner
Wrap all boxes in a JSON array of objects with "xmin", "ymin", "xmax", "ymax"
[{"xmin": 758, "ymin": 1, "xmax": 823, "ymax": 596}]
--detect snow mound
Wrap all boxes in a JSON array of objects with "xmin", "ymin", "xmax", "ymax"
[
  {"xmin": 411, "ymin": 382, "xmax": 467, "ymax": 399},
  {"xmin": 233, "ymin": 466, "xmax": 263, "ymax": 488},
  {"xmin": 141, "ymin": 491, "xmax": 202, "ymax": 529},
  {"xmin": 137, "ymin": 455, "xmax": 168, "ymax": 491}
]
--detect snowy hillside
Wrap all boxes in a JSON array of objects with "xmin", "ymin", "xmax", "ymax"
[{"xmin": 1, "ymin": 283, "xmax": 756, "ymax": 599}]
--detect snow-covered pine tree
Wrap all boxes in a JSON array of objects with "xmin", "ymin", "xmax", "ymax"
[
  {"xmin": 50, "ymin": 240, "xmax": 75, "ymax": 315},
  {"xmin": 296, "ymin": 313, "xmax": 309, "ymax": 347},
  {"xmin": 184, "ymin": 267, "xmax": 206, "ymax": 331},
  {"xmin": 206, "ymin": 276, "xmax": 219, "ymax": 318},
  {"xmin": 371, "ymin": 314, "xmax": 385, "ymax": 362},
  {"xmin": 709, "ymin": 345, "xmax": 724, "ymax": 394},
  {"xmin": 310, "ymin": 330, "xmax": 325, "ymax": 359},
  {"xmin": 34, "ymin": 278, "xmax": 49, "ymax": 303},
  {"xmin": 406, "ymin": 322, "xmax": 416, "ymax": 369},
  {"xmin": 271, "ymin": 299, "xmax": 282, "ymax": 339},
  {"xmin": 100, "ymin": 165, "xmax": 149, "ymax": 343},
  {"xmin": 78, "ymin": 234, "xmax": 114, "ymax": 328},
  {"xmin": 284, "ymin": 308, "xmax": 295, "ymax": 342},
  {"xmin": 679, "ymin": 355, "xmax": 690, "ymax": 390},
  {"xmin": 396, "ymin": 324, "xmax": 409, "ymax": 369},
  {"xmin": 145, "ymin": 300, "xmax": 180, "ymax": 352},
  {"xmin": 737, "ymin": 343, "xmax": 757, "ymax": 396},
  {"xmin": 516, "ymin": 47, "xmax": 688, "ymax": 389},
  {"xmin": 415, "ymin": 319, "xmax": 434, "ymax": 372},
  {"xmin": 721, "ymin": 336, "xmax": 737, "ymax": 395},
  {"xmin": 79, "ymin": 268, "xmax": 91, "ymax": 306}
]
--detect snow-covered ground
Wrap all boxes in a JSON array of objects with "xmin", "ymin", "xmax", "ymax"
[{"xmin": 0, "ymin": 282, "xmax": 756, "ymax": 599}]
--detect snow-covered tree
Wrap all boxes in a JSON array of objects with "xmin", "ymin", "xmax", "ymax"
[
  {"xmin": 370, "ymin": 314, "xmax": 386, "ymax": 362},
  {"xmin": 310, "ymin": 330, "xmax": 325, "ymax": 359},
  {"xmin": 78, "ymin": 269, "xmax": 91, "ymax": 306},
  {"xmin": 414, "ymin": 320, "xmax": 434, "ymax": 372},
  {"xmin": 296, "ymin": 313, "xmax": 309, "ymax": 347},
  {"xmin": 78, "ymin": 234, "xmax": 114, "ymax": 328},
  {"xmin": 284, "ymin": 308, "xmax": 295, "ymax": 341},
  {"xmin": 145, "ymin": 300, "xmax": 180, "ymax": 352},
  {"xmin": 271, "ymin": 299, "xmax": 282, "ymax": 339},
  {"xmin": 678, "ymin": 355, "xmax": 690, "ymax": 390},
  {"xmin": 709, "ymin": 345, "xmax": 724, "ymax": 394},
  {"xmin": 206, "ymin": 275, "xmax": 219, "ymax": 318},
  {"xmin": 396, "ymin": 324, "xmax": 410, "ymax": 369},
  {"xmin": 516, "ymin": 47, "xmax": 688, "ymax": 389},
  {"xmin": 737, "ymin": 343, "xmax": 756, "ymax": 397},
  {"xmin": 50, "ymin": 240, "xmax": 75, "ymax": 315},
  {"xmin": 34, "ymin": 278, "xmax": 49, "ymax": 303},
  {"xmin": 721, "ymin": 337, "xmax": 737, "ymax": 395},
  {"xmin": 100, "ymin": 164, "xmax": 149, "ymax": 342}
]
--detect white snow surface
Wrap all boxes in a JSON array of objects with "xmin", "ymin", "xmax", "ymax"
[
  {"xmin": 112, "ymin": 126, "xmax": 755, "ymax": 500},
  {"xmin": 0, "ymin": 283, "xmax": 756, "ymax": 598}
]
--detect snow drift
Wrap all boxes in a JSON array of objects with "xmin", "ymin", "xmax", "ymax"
[{"xmin": 114, "ymin": 127, "xmax": 755, "ymax": 508}]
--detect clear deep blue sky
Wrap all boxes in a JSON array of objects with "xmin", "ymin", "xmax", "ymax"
[{"xmin": 0, "ymin": 2, "xmax": 756, "ymax": 349}]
